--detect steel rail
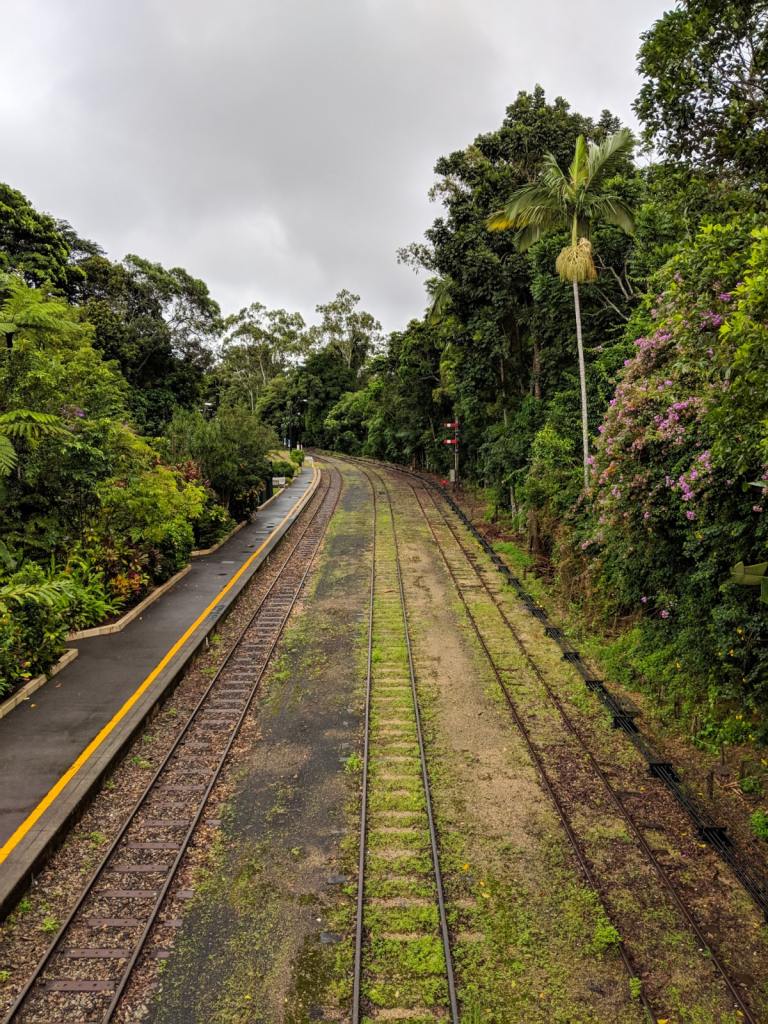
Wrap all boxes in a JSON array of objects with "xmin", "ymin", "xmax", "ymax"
[
  {"xmin": 4, "ymin": 466, "xmax": 340, "ymax": 1024},
  {"xmin": 349, "ymin": 459, "xmax": 459, "ymax": 1024},
  {"xmin": 350, "ymin": 463, "xmax": 375, "ymax": 1024},
  {"xmin": 431, "ymin": 472, "xmax": 768, "ymax": 921},
  {"xmin": 403, "ymin": 470, "xmax": 755, "ymax": 1024}
]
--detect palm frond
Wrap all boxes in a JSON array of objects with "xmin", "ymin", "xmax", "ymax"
[
  {"xmin": 513, "ymin": 210, "xmax": 568, "ymax": 252},
  {"xmin": 487, "ymin": 184, "xmax": 565, "ymax": 233},
  {"xmin": 569, "ymin": 135, "xmax": 589, "ymax": 186},
  {"xmin": 0, "ymin": 435, "xmax": 17, "ymax": 477},
  {"xmin": 513, "ymin": 224, "xmax": 546, "ymax": 252},
  {"xmin": 539, "ymin": 153, "xmax": 570, "ymax": 200},
  {"xmin": 588, "ymin": 194, "xmax": 636, "ymax": 235},
  {"xmin": 585, "ymin": 128, "xmax": 634, "ymax": 189},
  {"xmin": 428, "ymin": 277, "xmax": 453, "ymax": 323}
]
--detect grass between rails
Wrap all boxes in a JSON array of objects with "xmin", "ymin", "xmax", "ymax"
[
  {"xmin": 490, "ymin": 529, "xmax": 768, "ymax": 913},
  {"xmin": 358, "ymin": 492, "xmax": 449, "ymax": 1014}
]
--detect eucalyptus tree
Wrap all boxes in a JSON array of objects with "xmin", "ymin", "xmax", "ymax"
[
  {"xmin": 220, "ymin": 303, "xmax": 308, "ymax": 410},
  {"xmin": 488, "ymin": 129, "xmax": 636, "ymax": 486},
  {"xmin": 314, "ymin": 289, "xmax": 383, "ymax": 375}
]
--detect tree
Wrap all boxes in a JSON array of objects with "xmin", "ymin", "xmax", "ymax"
[
  {"xmin": 163, "ymin": 407, "xmax": 276, "ymax": 515},
  {"xmin": 0, "ymin": 184, "xmax": 78, "ymax": 294},
  {"xmin": 220, "ymin": 303, "xmax": 308, "ymax": 410},
  {"xmin": 314, "ymin": 289, "xmax": 382, "ymax": 374},
  {"xmin": 79, "ymin": 254, "xmax": 219, "ymax": 431},
  {"xmin": 635, "ymin": 0, "xmax": 768, "ymax": 182},
  {"xmin": 488, "ymin": 129, "xmax": 636, "ymax": 486}
]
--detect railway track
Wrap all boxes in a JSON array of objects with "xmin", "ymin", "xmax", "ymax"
[
  {"xmin": 332, "ymin": 454, "xmax": 761, "ymax": 1022},
  {"xmin": 350, "ymin": 459, "xmax": 458, "ymax": 1024},
  {"xmin": 2, "ymin": 464, "xmax": 341, "ymax": 1024}
]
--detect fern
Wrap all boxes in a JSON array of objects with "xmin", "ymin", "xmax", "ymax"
[
  {"xmin": 0, "ymin": 409, "xmax": 67, "ymax": 438},
  {"xmin": 0, "ymin": 409, "xmax": 67, "ymax": 477},
  {"xmin": 0, "ymin": 434, "xmax": 16, "ymax": 476},
  {"xmin": 0, "ymin": 577, "xmax": 79, "ymax": 611}
]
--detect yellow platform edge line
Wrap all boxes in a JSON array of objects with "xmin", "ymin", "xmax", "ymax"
[{"xmin": 0, "ymin": 467, "xmax": 319, "ymax": 866}]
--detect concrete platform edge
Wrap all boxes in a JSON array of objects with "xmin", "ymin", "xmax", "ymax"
[{"xmin": 0, "ymin": 466, "xmax": 321, "ymax": 918}]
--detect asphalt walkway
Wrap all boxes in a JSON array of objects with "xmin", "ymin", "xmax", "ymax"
[{"xmin": 0, "ymin": 464, "xmax": 318, "ymax": 912}]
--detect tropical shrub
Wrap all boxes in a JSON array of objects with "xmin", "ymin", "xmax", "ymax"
[
  {"xmin": 163, "ymin": 406, "xmax": 276, "ymax": 517},
  {"xmin": 580, "ymin": 220, "xmax": 768, "ymax": 736},
  {"xmin": 269, "ymin": 458, "xmax": 295, "ymax": 480},
  {"xmin": 95, "ymin": 465, "xmax": 206, "ymax": 583},
  {"xmin": 192, "ymin": 494, "xmax": 235, "ymax": 549},
  {"xmin": 0, "ymin": 563, "xmax": 113, "ymax": 696}
]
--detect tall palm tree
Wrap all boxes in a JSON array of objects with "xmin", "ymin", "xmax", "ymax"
[{"xmin": 488, "ymin": 129, "xmax": 636, "ymax": 487}]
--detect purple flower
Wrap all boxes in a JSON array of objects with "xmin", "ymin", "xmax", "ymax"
[
  {"xmin": 660, "ymin": 609, "xmax": 670, "ymax": 619},
  {"xmin": 686, "ymin": 509, "xmax": 696, "ymax": 520},
  {"xmin": 641, "ymin": 596, "xmax": 648, "ymax": 603},
  {"xmin": 753, "ymin": 505, "xmax": 764, "ymax": 513},
  {"xmin": 718, "ymin": 292, "xmax": 732, "ymax": 302},
  {"xmin": 701, "ymin": 311, "xmax": 724, "ymax": 329}
]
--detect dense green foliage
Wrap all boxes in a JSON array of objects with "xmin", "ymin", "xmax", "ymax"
[
  {"xmin": 582, "ymin": 222, "xmax": 768, "ymax": 736},
  {"xmin": 314, "ymin": 5, "xmax": 768, "ymax": 742},
  {"xmin": 635, "ymin": 0, "xmax": 768, "ymax": 179},
  {"xmin": 0, "ymin": 183, "xmax": 386, "ymax": 696}
]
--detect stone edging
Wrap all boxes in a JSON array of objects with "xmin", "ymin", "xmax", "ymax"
[
  {"xmin": 191, "ymin": 520, "xmax": 247, "ymax": 557},
  {"xmin": 0, "ymin": 648, "xmax": 80, "ymax": 722},
  {"xmin": 67, "ymin": 565, "xmax": 192, "ymax": 641}
]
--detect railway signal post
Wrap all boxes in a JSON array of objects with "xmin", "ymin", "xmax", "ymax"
[{"xmin": 443, "ymin": 418, "xmax": 459, "ymax": 491}]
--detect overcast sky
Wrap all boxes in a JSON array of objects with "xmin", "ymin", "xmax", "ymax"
[{"xmin": 1, "ymin": 0, "xmax": 669, "ymax": 333}]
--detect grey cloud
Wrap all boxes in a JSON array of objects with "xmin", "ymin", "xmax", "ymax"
[{"xmin": 0, "ymin": 0, "xmax": 668, "ymax": 331}]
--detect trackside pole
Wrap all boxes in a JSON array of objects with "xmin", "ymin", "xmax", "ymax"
[{"xmin": 443, "ymin": 417, "xmax": 459, "ymax": 492}]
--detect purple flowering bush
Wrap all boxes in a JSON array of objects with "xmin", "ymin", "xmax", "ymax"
[{"xmin": 581, "ymin": 221, "xmax": 768, "ymax": 740}]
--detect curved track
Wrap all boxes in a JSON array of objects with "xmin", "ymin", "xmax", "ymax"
[
  {"xmin": 3, "ymin": 465, "xmax": 341, "ymax": 1024},
  {"xmin": 343, "ymin": 455, "xmax": 757, "ymax": 1024}
]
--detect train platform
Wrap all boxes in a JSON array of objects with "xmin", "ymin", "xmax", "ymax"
[{"xmin": 0, "ymin": 463, "xmax": 320, "ymax": 915}]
